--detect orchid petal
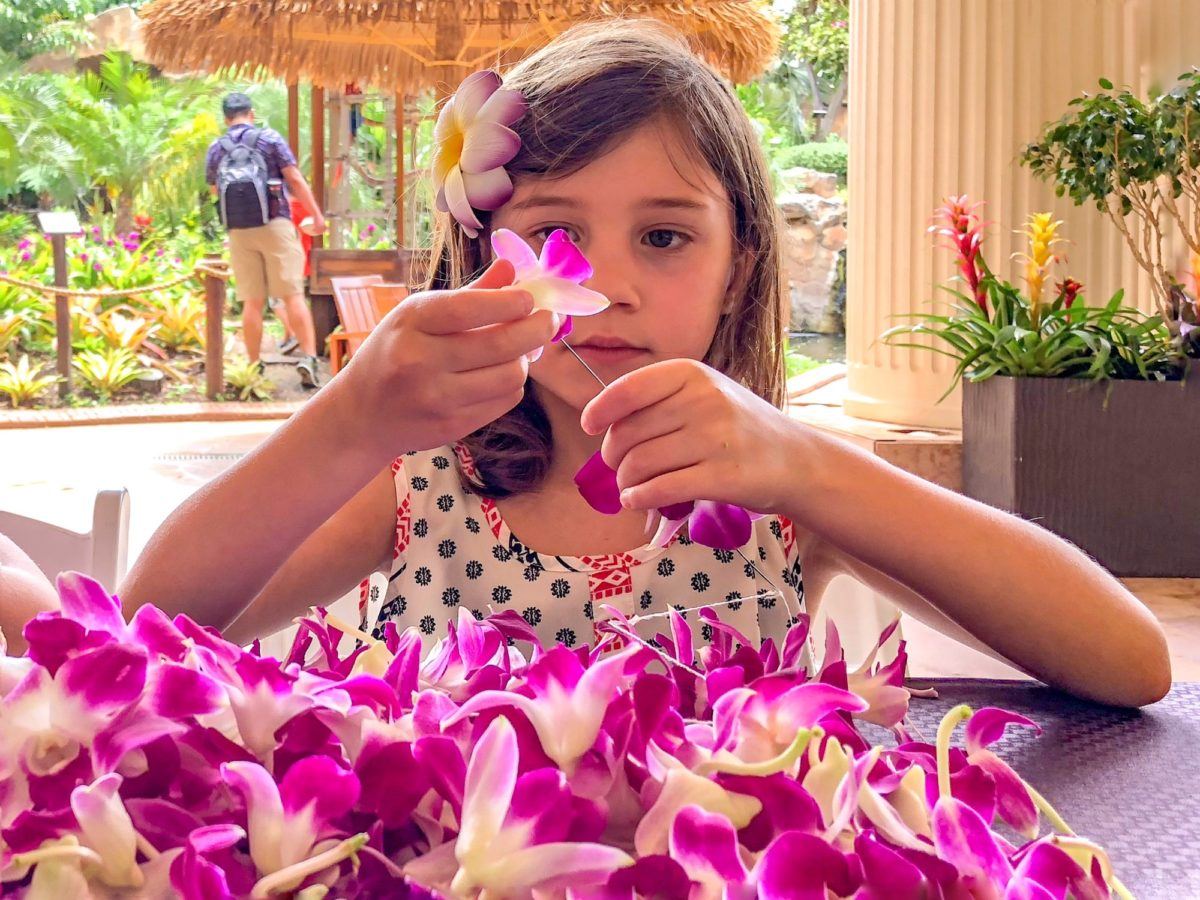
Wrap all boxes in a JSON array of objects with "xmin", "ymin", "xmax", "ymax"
[
  {"xmin": 524, "ymin": 277, "xmax": 611, "ymax": 315},
  {"xmin": 491, "ymin": 228, "xmax": 539, "ymax": 278},
  {"xmin": 55, "ymin": 572, "xmax": 125, "ymax": 637},
  {"xmin": 965, "ymin": 707, "xmax": 1040, "ymax": 754},
  {"xmin": 221, "ymin": 761, "xmax": 286, "ymax": 875},
  {"xmin": 931, "ymin": 795, "xmax": 1014, "ymax": 890},
  {"xmin": 669, "ymin": 805, "xmax": 749, "ymax": 889},
  {"xmin": 575, "ymin": 451, "xmax": 623, "ymax": 515},
  {"xmin": 541, "ymin": 229, "xmax": 594, "ymax": 282},
  {"xmin": 458, "ymin": 715, "xmax": 517, "ymax": 862},
  {"xmin": 69, "ymin": 774, "xmax": 142, "ymax": 888},
  {"xmin": 688, "ymin": 501, "xmax": 753, "ymax": 550},
  {"xmin": 753, "ymin": 831, "xmax": 859, "ymax": 899},
  {"xmin": 552, "ymin": 314, "xmax": 574, "ymax": 343}
]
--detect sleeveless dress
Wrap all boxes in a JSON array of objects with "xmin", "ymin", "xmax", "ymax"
[{"xmin": 360, "ymin": 443, "xmax": 806, "ymax": 651}]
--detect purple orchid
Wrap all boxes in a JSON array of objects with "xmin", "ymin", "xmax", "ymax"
[
  {"xmin": 433, "ymin": 70, "xmax": 526, "ymax": 238},
  {"xmin": 0, "ymin": 575, "xmax": 1130, "ymax": 899},
  {"xmin": 491, "ymin": 228, "xmax": 609, "ymax": 318},
  {"xmin": 575, "ymin": 451, "xmax": 762, "ymax": 551}
]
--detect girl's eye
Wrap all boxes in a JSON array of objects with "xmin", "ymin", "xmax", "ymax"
[
  {"xmin": 532, "ymin": 225, "xmax": 580, "ymax": 243},
  {"xmin": 644, "ymin": 229, "xmax": 687, "ymax": 250}
]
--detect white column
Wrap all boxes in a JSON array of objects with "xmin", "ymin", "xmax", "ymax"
[{"xmin": 844, "ymin": 0, "xmax": 1155, "ymax": 428}]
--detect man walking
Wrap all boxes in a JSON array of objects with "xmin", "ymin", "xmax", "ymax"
[{"xmin": 206, "ymin": 92, "xmax": 325, "ymax": 387}]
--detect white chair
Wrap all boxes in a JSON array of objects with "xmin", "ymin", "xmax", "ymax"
[{"xmin": 0, "ymin": 488, "xmax": 130, "ymax": 593}]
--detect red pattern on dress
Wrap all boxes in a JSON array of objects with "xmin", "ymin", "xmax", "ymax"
[
  {"xmin": 479, "ymin": 497, "xmax": 505, "ymax": 541},
  {"xmin": 578, "ymin": 553, "xmax": 638, "ymax": 601},
  {"xmin": 778, "ymin": 516, "xmax": 797, "ymax": 559},
  {"xmin": 453, "ymin": 442, "xmax": 478, "ymax": 479},
  {"xmin": 394, "ymin": 494, "xmax": 412, "ymax": 559}
]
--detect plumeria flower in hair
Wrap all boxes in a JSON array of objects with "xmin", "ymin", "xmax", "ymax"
[{"xmin": 434, "ymin": 70, "xmax": 526, "ymax": 238}]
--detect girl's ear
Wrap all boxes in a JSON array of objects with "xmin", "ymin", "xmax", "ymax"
[{"xmin": 721, "ymin": 250, "xmax": 750, "ymax": 315}]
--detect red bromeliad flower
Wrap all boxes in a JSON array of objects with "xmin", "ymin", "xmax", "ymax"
[
  {"xmin": 1057, "ymin": 277, "xmax": 1083, "ymax": 309},
  {"xmin": 930, "ymin": 195, "xmax": 989, "ymax": 315}
]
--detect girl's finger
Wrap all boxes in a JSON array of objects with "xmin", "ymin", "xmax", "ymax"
[
  {"xmin": 618, "ymin": 463, "xmax": 710, "ymax": 511},
  {"xmin": 466, "ymin": 257, "xmax": 516, "ymax": 290},
  {"xmin": 601, "ymin": 403, "xmax": 688, "ymax": 472},
  {"xmin": 419, "ymin": 287, "xmax": 534, "ymax": 335},
  {"xmin": 443, "ymin": 310, "xmax": 559, "ymax": 372},
  {"xmin": 451, "ymin": 356, "xmax": 531, "ymax": 403},
  {"xmin": 615, "ymin": 431, "xmax": 706, "ymax": 495},
  {"xmin": 580, "ymin": 362, "xmax": 690, "ymax": 435}
]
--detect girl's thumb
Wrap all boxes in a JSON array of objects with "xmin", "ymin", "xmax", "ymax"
[{"xmin": 468, "ymin": 257, "xmax": 516, "ymax": 290}]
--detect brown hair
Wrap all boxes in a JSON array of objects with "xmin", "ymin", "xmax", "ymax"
[{"xmin": 421, "ymin": 20, "xmax": 787, "ymax": 497}]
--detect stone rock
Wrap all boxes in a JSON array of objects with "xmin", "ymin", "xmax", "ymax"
[
  {"xmin": 778, "ymin": 190, "xmax": 847, "ymax": 335},
  {"xmin": 780, "ymin": 166, "xmax": 840, "ymax": 199},
  {"xmin": 821, "ymin": 224, "xmax": 848, "ymax": 252}
]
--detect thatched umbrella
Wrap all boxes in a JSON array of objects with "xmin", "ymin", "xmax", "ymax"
[
  {"xmin": 139, "ymin": 0, "xmax": 777, "ymax": 262},
  {"xmin": 139, "ymin": 0, "xmax": 779, "ymax": 92}
]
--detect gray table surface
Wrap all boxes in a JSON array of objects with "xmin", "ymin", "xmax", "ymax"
[{"xmin": 895, "ymin": 680, "xmax": 1200, "ymax": 900}]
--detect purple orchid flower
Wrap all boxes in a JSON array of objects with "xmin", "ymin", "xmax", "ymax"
[
  {"xmin": 222, "ymin": 756, "xmax": 366, "ymax": 895},
  {"xmin": 491, "ymin": 228, "xmax": 609, "ymax": 320},
  {"xmin": 405, "ymin": 715, "xmax": 633, "ymax": 895},
  {"xmin": 575, "ymin": 451, "xmax": 762, "ymax": 550},
  {"xmin": 0, "ymin": 574, "xmax": 1129, "ymax": 899}
]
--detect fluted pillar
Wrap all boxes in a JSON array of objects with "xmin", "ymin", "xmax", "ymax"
[{"xmin": 843, "ymin": 0, "xmax": 1178, "ymax": 428}]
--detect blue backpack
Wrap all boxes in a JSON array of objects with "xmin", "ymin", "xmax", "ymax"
[{"xmin": 216, "ymin": 128, "xmax": 270, "ymax": 229}]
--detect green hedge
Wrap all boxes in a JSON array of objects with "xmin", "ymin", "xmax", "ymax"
[{"xmin": 776, "ymin": 141, "xmax": 849, "ymax": 178}]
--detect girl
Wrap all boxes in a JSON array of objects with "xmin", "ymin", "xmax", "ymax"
[{"xmin": 121, "ymin": 22, "xmax": 1169, "ymax": 707}]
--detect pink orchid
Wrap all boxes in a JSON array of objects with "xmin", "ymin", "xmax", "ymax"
[
  {"xmin": 405, "ymin": 715, "xmax": 632, "ymax": 896},
  {"xmin": 433, "ymin": 71, "xmax": 526, "ymax": 237},
  {"xmin": 491, "ymin": 228, "xmax": 609, "ymax": 318},
  {"xmin": 574, "ymin": 450, "xmax": 761, "ymax": 550},
  {"xmin": 221, "ymin": 756, "xmax": 367, "ymax": 896}
]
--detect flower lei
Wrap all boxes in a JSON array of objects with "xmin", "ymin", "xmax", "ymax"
[{"xmin": 0, "ymin": 574, "xmax": 1130, "ymax": 898}]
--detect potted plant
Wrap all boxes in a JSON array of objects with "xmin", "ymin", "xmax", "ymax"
[{"xmin": 883, "ymin": 196, "xmax": 1199, "ymax": 576}]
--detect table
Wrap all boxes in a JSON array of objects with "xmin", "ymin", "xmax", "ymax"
[{"xmin": 900, "ymin": 680, "xmax": 1200, "ymax": 899}]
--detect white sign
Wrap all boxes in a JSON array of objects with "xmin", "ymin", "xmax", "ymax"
[{"xmin": 36, "ymin": 211, "xmax": 82, "ymax": 235}]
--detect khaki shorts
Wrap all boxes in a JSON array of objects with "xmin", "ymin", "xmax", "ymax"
[{"xmin": 227, "ymin": 217, "xmax": 305, "ymax": 301}]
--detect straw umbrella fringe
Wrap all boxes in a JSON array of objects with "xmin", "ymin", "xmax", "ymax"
[{"xmin": 139, "ymin": 0, "xmax": 780, "ymax": 90}]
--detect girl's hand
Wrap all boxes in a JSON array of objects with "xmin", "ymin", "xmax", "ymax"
[
  {"xmin": 336, "ymin": 259, "xmax": 560, "ymax": 459},
  {"xmin": 579, "ymin": 359, "xmax": 804, "ymax": 514}
]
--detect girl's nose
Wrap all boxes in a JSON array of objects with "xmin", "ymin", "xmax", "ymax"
[{"xmin": 580, "ymin": 242, "xmax": 641, "ymax": 311}]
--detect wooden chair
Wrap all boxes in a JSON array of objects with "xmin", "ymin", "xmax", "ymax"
[
  {"xmin": 0, "ymin": 488, "xmax": 130, "ymax": 593},
  {"xmin": 328, "ymin": 276, "xmax": 409, "ymax": 374}
]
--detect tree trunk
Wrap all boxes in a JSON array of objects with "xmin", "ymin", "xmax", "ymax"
[
  {"xmin": 819, "ymin": 75, "xmax": 849, "ymax": 140},
  {"xmin": 115, "ymin": 193, "xmax": 133, "ymax": 235}
]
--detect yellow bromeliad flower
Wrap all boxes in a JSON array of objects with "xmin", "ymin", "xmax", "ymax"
[{"xmin": 1015, "ymin": 212, "xmax": 1064, "ymax": 321}]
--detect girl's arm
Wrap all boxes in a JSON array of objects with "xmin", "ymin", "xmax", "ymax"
[
  {"xmin": 0, "ymin": 534, "xmax": 59, "ymax": 655},
  {"xmin": 120, "ymin": 390, "xmax": 392, "ymax": 632},
  {"xmin": 583, "ymin": 359, "xmax": 1171, "ymax": 709},
  {"xmin": 122, "ymin": 260, "xmax": 557, "ymax": 633},
  {"xmin": 785, "ymin": 427, "xmax": 1171, "ymax": 708}
]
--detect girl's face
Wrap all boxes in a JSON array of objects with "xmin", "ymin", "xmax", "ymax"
[{"xmin": 490, "ymin": 120, "xmax": 737, "ymax": 413}]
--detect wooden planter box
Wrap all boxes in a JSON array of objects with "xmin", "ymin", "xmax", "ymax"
[{"xmin": 961, "ymin": 362, "xmax": 1200, "ymax": 576}]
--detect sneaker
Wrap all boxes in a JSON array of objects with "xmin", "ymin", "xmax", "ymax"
[
  {"xmin": 296, "ymin": 355, "xmax": 320, "ymax": 389},
  {"xmin": 278, "ymin": 336, "xmax": 300, "ymax": 356}
]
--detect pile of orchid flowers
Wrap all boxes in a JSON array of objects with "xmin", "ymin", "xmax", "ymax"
[{"xmin": 0, "ymin": 573, "xmax": 1129, "ymax": 899}]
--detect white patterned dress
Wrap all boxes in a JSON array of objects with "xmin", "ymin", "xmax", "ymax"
[{"xmin": 359, "ymin": 443, "xmax": 805, "ymax": 650}]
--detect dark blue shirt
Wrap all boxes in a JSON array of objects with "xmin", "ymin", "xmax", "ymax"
[{"xmin": 205, "ymin": 124, "xmax": 298, "ymax": 220}]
